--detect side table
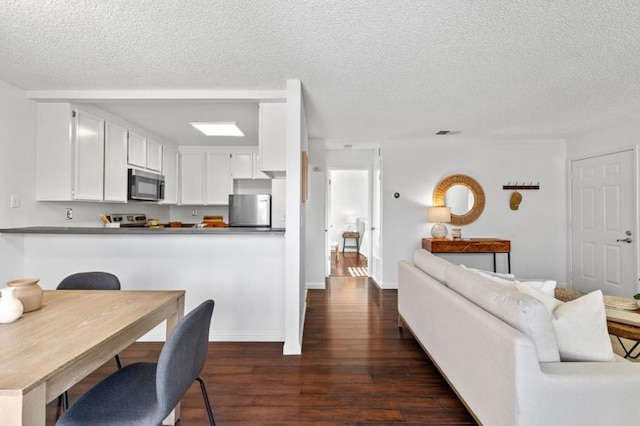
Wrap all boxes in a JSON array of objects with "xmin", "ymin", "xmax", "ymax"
[
  {"xmin": 343, "ymin": 231, "xmax": 360, "ymax": 255},
  {"xmin": 606, "ymin": 308, "xmax": 640, "ymax": 359},
  {"xmin": 422, "ymin": 238, "xmax": 511, "ymax": 273}
]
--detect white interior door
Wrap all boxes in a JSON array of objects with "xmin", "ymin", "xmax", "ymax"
[
  {"xmin": 370, "ymin": 161, "xmax": 383, "ymax": 285},
  {"xmin": 571, "ymin": 149, "xmax": 637, "ymax": 297}
]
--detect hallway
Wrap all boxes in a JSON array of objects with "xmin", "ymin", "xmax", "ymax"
[
  {"xmin": 47, "ymin": 277, "xmax": 475, "ymax": 425},
  {"xmin": 331, "ymin": 251, "xmax": 369, "ymax": 277}
]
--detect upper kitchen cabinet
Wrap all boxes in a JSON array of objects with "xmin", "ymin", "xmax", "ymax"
[
  {"xmin": 230, "ymin": 152, "xmax": 253, "ymax": 179},
  {"xmin": 180, "ymin": 151, "xmax": 205, "ymax": 205},
  {"xmin": 179, "ymin": 147, "xmax": 238, "ymax": 205},
  {"xmin": 258, "ymin": 103, "xmax": 286, "ymax": 178},
  {"xmin": 37, "ymin": 103, "xmax": 109, "ymax": 201},
  {"xmin": 146, "ymin": 139, "xmax": 163, "ymax": 172},
  {"xmin": 127, "ymin": 133, "xmax": 163, "ymax": 172},
  {"xmin": 230, "ymin": 149, "xmax": 270, "ymax": 180},
  {"xmin": 205, "ymin": 152, "xmax": 232, "ymax": 205},
  {"xmin": 127, "ymin": 131, "xmax": 146, "ymax": 168},
  {"xmin": 103, "ymin": 122, "xmax": 129, "ymax": 202},
  {"xmin": 161, "ymin": 145, "xmax": 180, "ymax": 205}
]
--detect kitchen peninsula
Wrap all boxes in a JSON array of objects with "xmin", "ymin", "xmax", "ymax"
[{"xmin": 0, "ymin": 227, "xmax": 286, "ymax": 343}]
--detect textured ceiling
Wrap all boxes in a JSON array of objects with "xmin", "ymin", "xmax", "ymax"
[{"xmin": 2, "ymin": 0, "xmax": 640, "ymax": 142}]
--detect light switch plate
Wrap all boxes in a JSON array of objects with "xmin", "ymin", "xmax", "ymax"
[{"xmin": 10, "ymin": 194, "xmax": 20, "ymax": 208}]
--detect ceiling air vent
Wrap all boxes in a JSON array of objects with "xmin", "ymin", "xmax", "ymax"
[{"xmin": 435, "ymin": 130, "xmax": 461, "ymax": 135}]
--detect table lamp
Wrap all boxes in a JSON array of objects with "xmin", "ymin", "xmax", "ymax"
[
  {"xmin": 345, "ymin": 214, "xmax": 357, "ymax": 232},
  {"xmin": 427, "ymin": 207, "xmax": 451, "ymax": 238}
]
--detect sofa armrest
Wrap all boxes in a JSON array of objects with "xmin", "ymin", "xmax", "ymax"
[{"xmin": 514, "ymin": 361, "xmax": 640, "ymax": 425}]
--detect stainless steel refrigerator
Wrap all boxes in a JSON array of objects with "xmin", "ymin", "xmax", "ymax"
[{"xmin": 228, "ymin": 194, "xmax": 271, "ymax": 227}]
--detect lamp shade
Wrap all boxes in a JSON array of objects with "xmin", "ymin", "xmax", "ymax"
[{"xmin": 427, "ymin": 207, "xmax": 451, "ymax": 223}]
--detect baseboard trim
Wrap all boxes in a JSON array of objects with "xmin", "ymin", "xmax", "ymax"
[{"xmin": 306, "ymin": 281, "xmax": 326, "ymax": 289}]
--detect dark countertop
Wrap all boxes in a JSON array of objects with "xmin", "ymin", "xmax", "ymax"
[{"xmin": 0, "ymin": 226, "xmax": 286, "ymax": 235}]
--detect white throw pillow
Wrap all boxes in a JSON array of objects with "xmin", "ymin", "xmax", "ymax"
[
  {"xmin": 515, "ymin": 285, "xmax": 613, "ymax": 362},
  {"xmin": 478, "ymin": 271, "xmax": 516, "ymax": 288},
  {"xmin": 460, "ymin": 265, "xmax": 516, "ymax": 280},
  {"xmin": 515, "ymin": 279, "xmax": 557, "ymax": 297},
  {"xmin": 515, "ymin": 282, "xmax": 562, "ymax": 313},
  {"xmin": 552, "ymin": 290, "xmax": 614, "ymax": 361}
]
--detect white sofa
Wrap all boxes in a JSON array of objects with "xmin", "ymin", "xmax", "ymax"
[{"xmin": 398, "ymin": 249, "xmax": 640, "ymax": 426}]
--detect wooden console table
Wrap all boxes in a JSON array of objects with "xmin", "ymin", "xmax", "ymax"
[{"xmin": 422, "ymin": 238, "xmax": 511, "ymax": 273}]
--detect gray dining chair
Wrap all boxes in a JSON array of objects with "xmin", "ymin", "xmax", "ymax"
[
  {"xmin": 56, "ymin": 299, "xmax": 216, "ymax": 426},
  {"xmin": 56, "ymin": 272, "xmax": 122, "ymax": 412}
]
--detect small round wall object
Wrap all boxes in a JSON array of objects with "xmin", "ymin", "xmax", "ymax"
[
  {"xmin": 510, "ymin": 191, "xmax": 522, "ymax": 210},
  {"xmin": 393, "ymin": 192, "xmax": 400, "ymax": 198}
]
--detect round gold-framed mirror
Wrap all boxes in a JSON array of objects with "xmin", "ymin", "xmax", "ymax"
[{"xmin": 433, "ymin": 174, "xmax": 485, "ymax": 225}]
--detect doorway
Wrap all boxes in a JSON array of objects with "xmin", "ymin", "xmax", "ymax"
[
  {"xmin": 570, "ymin": 148, "xmax": 638, "ymax": 297},
  {"xmin": 327, "ymin": 170, "xmax": 370, "ymax": 277}
]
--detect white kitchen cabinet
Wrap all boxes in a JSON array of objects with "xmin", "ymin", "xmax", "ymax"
[
  {"xmin": 103, "ymin": 122, "xmax": 128, "ymax": 202},
  {"xmin": 231, "ymin": 150, "xmax": 270, "ymax": 180},
  {"xmin": 72, "ymin": 109, "xmax": 105, "ymax": 201},
  {"xmin": 128, "ymin": 133, "xmax": 163, "ymax": 172},
  {"xmin": 180, "ymin": 151, "xmax": 205, "ymax": 205},
  {"xmin": 253, "ymin": 154, "xmax": 271, "ymax": 180},
  {"xmin": 127, "ymin": 132, "xmax": 147, "ymax": 168},
  {"xmin": 230, "ymin": 152, "xmax": 253, "ymax": 179},
  {"xmin": 180, "ymin": 147, "xmax": 266, "ymax": 205},
  {"xmin": 37, "ymin": 103, "xmax": 109, "ymax": 201},
  {"xmin": 146, "ymin": 139, "xmax": 163, "ymax": 172},
  {"xmin": 161, "ymin": 146, "xmax": 180, "ymax": 205},
  {"xmin": 258, "ymin": 102, "xmax": 286, "ymax": 177},
  {"xmin": 205, "ymin": 152, "xmax": 232, "ymax": 205}
]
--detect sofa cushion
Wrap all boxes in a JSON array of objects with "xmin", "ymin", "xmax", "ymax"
[
  {"xmin": 413, "ymin": 249, "xmax": 451, "ymax": 283},
  {"xmin": 446, "ymin": 266, "xmax": 561, "ymax": 362},
  {"xmin": 476, "ymin": 271, "xmax": 557, "ymax": 297},
  {"xmin": 518, "ymin": 285, "xmax": 614, "ymax": 362},
  {"xmin": 460, "ymin": 264, "xmax": 515, "ymax": 280}
]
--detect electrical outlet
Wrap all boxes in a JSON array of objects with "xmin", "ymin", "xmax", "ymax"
[
  {"xmin": 192, "ymin": 209, "xmax": 198, "ymax": 216},
  {"xmin": 66, "ymin": 208, "xmax": 73, "ymax": 220},
  {"xmin": 10, "ymin": 194, "xmax": 20, "ymax": 208}
]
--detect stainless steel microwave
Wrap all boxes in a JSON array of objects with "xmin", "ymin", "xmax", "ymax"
[{"xmin": 128, "ymin": 169, "xmax": 165, "ymax": 202}]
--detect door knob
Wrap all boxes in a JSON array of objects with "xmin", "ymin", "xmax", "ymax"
[{"xmin": 616, "ymin": 238, "xmax": 633, "ymax": 243}]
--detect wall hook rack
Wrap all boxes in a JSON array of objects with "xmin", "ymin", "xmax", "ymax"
[{"xmin": 502, "ymin": 182, "xmax": 540, "ymax": 190}]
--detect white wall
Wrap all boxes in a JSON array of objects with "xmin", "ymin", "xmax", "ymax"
[
  {"xmin": 380, "ymin": 138, "xmax": 568, "ymax": 288},
  {"xmin": 0, "ymin": 80, "xmax": 38, "ymax": 282},
  {"xmin": 0, "ymin": 80, "xmax": 38, "ymax": 229},
  {"xmin": 329, "ymin": 170, "xmax": 368, "ymax": 252},
  {"xmin": 304, "ymin": 147, "xmax": 375, "ymax": 287},
  {"xmin": 305, "ymin": 140, "xmax": 568, "ymax": 289},
  {"xmin": 22, "ymin": 233, "xmax": 285, "ymax": 342},
  {"xmin": 304, "ymin": 139, "xmax": 327, "ymax": 287},
  {"xmin": 567, "ymin": 119, "xmax": 640, "ymax": 158}
]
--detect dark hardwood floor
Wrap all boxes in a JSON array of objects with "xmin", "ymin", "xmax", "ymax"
[
  {"xmin": 331, "ymin": 251, "xmax": 368, "ymax": 277},
  {"xmin": 47, "ymin": 277, "xmax": 475, "ymax": 425}
]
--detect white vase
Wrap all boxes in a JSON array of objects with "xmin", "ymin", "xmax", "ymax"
[{"xmin": 0, "ymin": 287, "xmax": 24, "ymax": 324}]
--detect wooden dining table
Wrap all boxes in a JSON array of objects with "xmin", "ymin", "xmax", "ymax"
[{"xmin": 0, "ymin": 289, "xmax": 185, "ymax": 426}]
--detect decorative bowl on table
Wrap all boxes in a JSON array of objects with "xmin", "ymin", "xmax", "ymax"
[{"xmin": 7, "ymin": 278, "xmax": 43, "ymax": 312}]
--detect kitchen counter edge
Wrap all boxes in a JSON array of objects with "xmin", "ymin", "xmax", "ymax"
[{"xmin": 0, "ymin": 226, "xmax": 286, "ymax": 235}]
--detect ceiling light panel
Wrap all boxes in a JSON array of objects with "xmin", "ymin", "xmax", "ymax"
[{"xmin": 190, "ymin": 122, "xmax": 245, "ymax": 137}]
